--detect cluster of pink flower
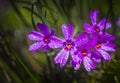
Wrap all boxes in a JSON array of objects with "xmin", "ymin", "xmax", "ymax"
[{"xmin": 28, "ymin": 10, "xmax": 116, "ymax": 72}]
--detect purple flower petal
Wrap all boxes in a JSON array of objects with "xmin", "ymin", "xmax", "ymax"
[
  {"xmin": 29, "ymin": 42, "xmax": 45, "ymax": 52},
  {"xmin": 54, "ymin": 49, "xmax": 69, "ymax": 67},
  {"xmin": 104, "ymin": 42, "xmax": 116, "ymax": 48},
  {"xmin": 99, "ymin": 33, "xmax": 116, "ymax": 42},
  {"xmin": 90, "ymin": 10, "xmax": 99, "ymax": 25},
  {"xmin": 36, "ymin": 23, "xmax": 50, "ymax": 35},
  {"xmin": 91, "ymin": 52, "xmax": 101, "ymax": 63},
  {"xmin": 106, "ymin": 22, "xmax": 112, "ymax": 29},
  {"xmin": 98, "ymin": 18, "xmax": 111, "ymax": 31},
  {"xmin": 98, "ymin": 18, "xmax": 106, "ymax": 30},
  {"xmin": 50, "ymin": 28, "xmax": 55, "ymax": 36},
  {"xmin": 49, "ymin": 36, "xmax": 63, "ymax": 48},
  {"xmin": 92, "ymin": 57, "xmax": 101, "ymax": 63},
  {"xmin": 91, "ymin": 51, "xmax": 101, "ymax": 58},
  {"xmin": 98, "ymin": 49, "xmax": 111, "ymax": 60},
  {"xmin": 84, "ymin": 23, "xmax": 94, "ymax": 33},
  {"xmin": 74, "ymin": 32, "xmax": 89, "ymax": 46},
  {"xmin": 70, "ymin": 60, "xmax": 81, "ymax": 70},
  {"xmin": 117, "ymin": 17, "xmax": 120, "ymax": 27},
  {"xmin": 70, "ymin": 47, "xmax": 80, "ymax": 62},
  {"xmin": 83, "ymin": 56, "xmax": 95, "ymax": 72},
  {"xmin": 28, "ymin": 30, "xmax": 44, "ymax": 41},
  {"xmin": 74, "ymin": 63, "xmax": 80, "ymax": 70},
  {"xmin": 62, "ymin": 23, "xmax": 74, "ymax": 40},
  {"xmin": 85, "ymin": 36, "xmax": 98, "ymax": 50},
  {"xmin": 60, "ymin": 51, "xmax": 69, "ymax": 67},
  {"xmin": 104, "ymin": 33, "xmax": 116, "ymax": 41},
  {"xmin": 85, "ymin": 34, "xmax": 98, "ymax": 50},
  {"xmin": 101, "ymin": 43, "xmax": 116, "ymax": 52},
  {"xmin": 43, "ymin": 45, "xmax": 50, "ymax": 52}
]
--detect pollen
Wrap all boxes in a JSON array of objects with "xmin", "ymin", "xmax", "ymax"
[
  {"xmin": 96, "ymin": 43, "xmax": 101, "ymax": 48},
  {"xmin": 94, "ymin": 25, "xmax": 100, "ymax": 32},
  {"xmin": 67, "ymin": 43, "xmax": 71, "ymax": 49},
  {"xmin": 82, "ymin": 51, "xmax": 87, "ymax": 56},
  {"xmin": 96, "ymin": 28, "xmax": 100, "ymax": 32},
  {"xmin": 44, "ymin": 37, "xmax": 50, "ymax": 43}
]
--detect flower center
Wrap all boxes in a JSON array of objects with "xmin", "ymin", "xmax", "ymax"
[
  {"xmin": 64, "ymin": 40, "xmax": 74, "ymax": 50},
  {"xmin": 82, "ymin": 51, "xmax": 87, "ymax": 56},
  {"xmin": 94, "ymin": 25, "xmax": 100, "ymax": 32},
  {"xmin": 67, "ymin": 43, "xmax": 71, "ymax": 49},
  {"xmin": 96, "ymin": 43, "xmax": 101, "ymax": 49},
  {"xmin": 43, "ymin": 37, "xmax": 50, "ymax": 43}
]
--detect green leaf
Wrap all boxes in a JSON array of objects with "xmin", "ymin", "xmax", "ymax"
[
  {"xmin": 35, "ymin": 1, "xmax": 48, "ymax": 24},
  {"xmin": 31, "ymin": 3, "xmax": 37, "ymax": 30},
  {"xmin": 11, "ymin": 51, "xmax": 39, "ymax": 83},
  {"xmin": 100, "ymin": 60, "xmax": 120, "ymax": 83},
  {"xmin": 114, "ymin": 76, "xmax": 120, "ymax": 83},
  {"xmin": 0, "ymin": 59, "xmax": 22, "ymax": 83}
]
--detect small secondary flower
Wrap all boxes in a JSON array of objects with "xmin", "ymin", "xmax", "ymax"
[
  {"xmin": 91, "ymin": 34, "xmax": 116, "ymax": 61},
  {"xmin": 84, "ymin": 10, "xmax": 111, "ymax": 34},
  {"xmin": 28, "ymin": 23, "xmax": 62, "ymax": 52},
  {"xmin": 70, "ymin": 36, "xmax": 97, "ymax": 71}
]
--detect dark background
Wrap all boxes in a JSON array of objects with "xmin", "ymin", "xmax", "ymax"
[{"xmin": 0, "ymin": 0, "xmax": 120, "ymax": 83}]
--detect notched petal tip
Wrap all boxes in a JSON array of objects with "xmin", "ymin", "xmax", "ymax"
[
  {"xmin": 29, "ymin": 42, "xmax": 44, "ymax": 52},
  {"xmin": 98, "ymin": 18, "xmax": 111, "ymax": 30},
  {"xmin": 54, "ymin": 57, "xmax": 59, "ymax": 64},
  {"xmin": 83, "ymin": 56, "xmax": 95, "ymax": 72},
  {"xmin": 93, "ymin": 9, "xmax": 99, "ymax": 13},
  {"xmin": 90, "ymin": 9, "xmax": 99, "ymax": 25},
  {"xmin": 68, "ymin": 23, "xmax": 74, "ymax": 28},
  {"xmin": 50, "ymin": 28, "xmax": 56, "ymax": 36},
  {"xmin": 43, "ymin": 45, "xmax": 50, "ymax": 52},
  {"xmin": 36, "ymin": 23, "xmax": 42, "ymax": 29},
  {"xmin": 54, "ymin": 49, "xmax": 69, "ymax": 66},
  {"xmin": 98, "ymin": 49, "xmax": 112, "ymax": 61},
  {"xmin": 29, "ymin": 45, "xmax": 37, "ymax": 52},
  {"xmin": 36, "ymin": 23, "xmax": 50, "ymax": 35},
  {"xmin": 60, "ymin": 62, "xmax": 65, "ymax": 67},
  {"xmin": 70, "ymin": 60, "xmax": 81, "ymax": 70},
  {"xmin": 29, "ymin": 47, "xmax": 35, "ymax": 52},
  {"xmin": 62, "ymin": 23, "xmax": 74, "ymax": 39},
  {"xmin": 28, "ymin": 30, "xmax": 43, "ymax": 41},
  {"xmin": 106, "ymin": 22, "xmax": 112, "ymax": 29},
  {"xmin": 101, "ymin": 44, "xmax": 116, "ymax": 52}
]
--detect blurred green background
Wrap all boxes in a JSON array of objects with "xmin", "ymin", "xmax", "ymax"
[{"xmin": 0, "ymin": 0, "xmax": 120, "ymax": 83}]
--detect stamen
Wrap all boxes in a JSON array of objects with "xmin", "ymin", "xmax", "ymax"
[
  {"xmin": 44, "ymin": 37, "xmax": 50, "ymax": 43},
  {"xmin": 82, "ymin": 51, "xmax": 87, "ymax": 56},
  {"xmin": 67, "ymin": 43, "xmax": 71, "ymax": 49},
  {"xmin": 64, "ymin": 40, "xmax": 74, "ymax": 50},
  {"xmin": 96, "ymin": 43, "xmax": 101, "ymax": 48},
  {"xmin": 94, "ymin": 25, "xmax": 100, "ymax": 32}
]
